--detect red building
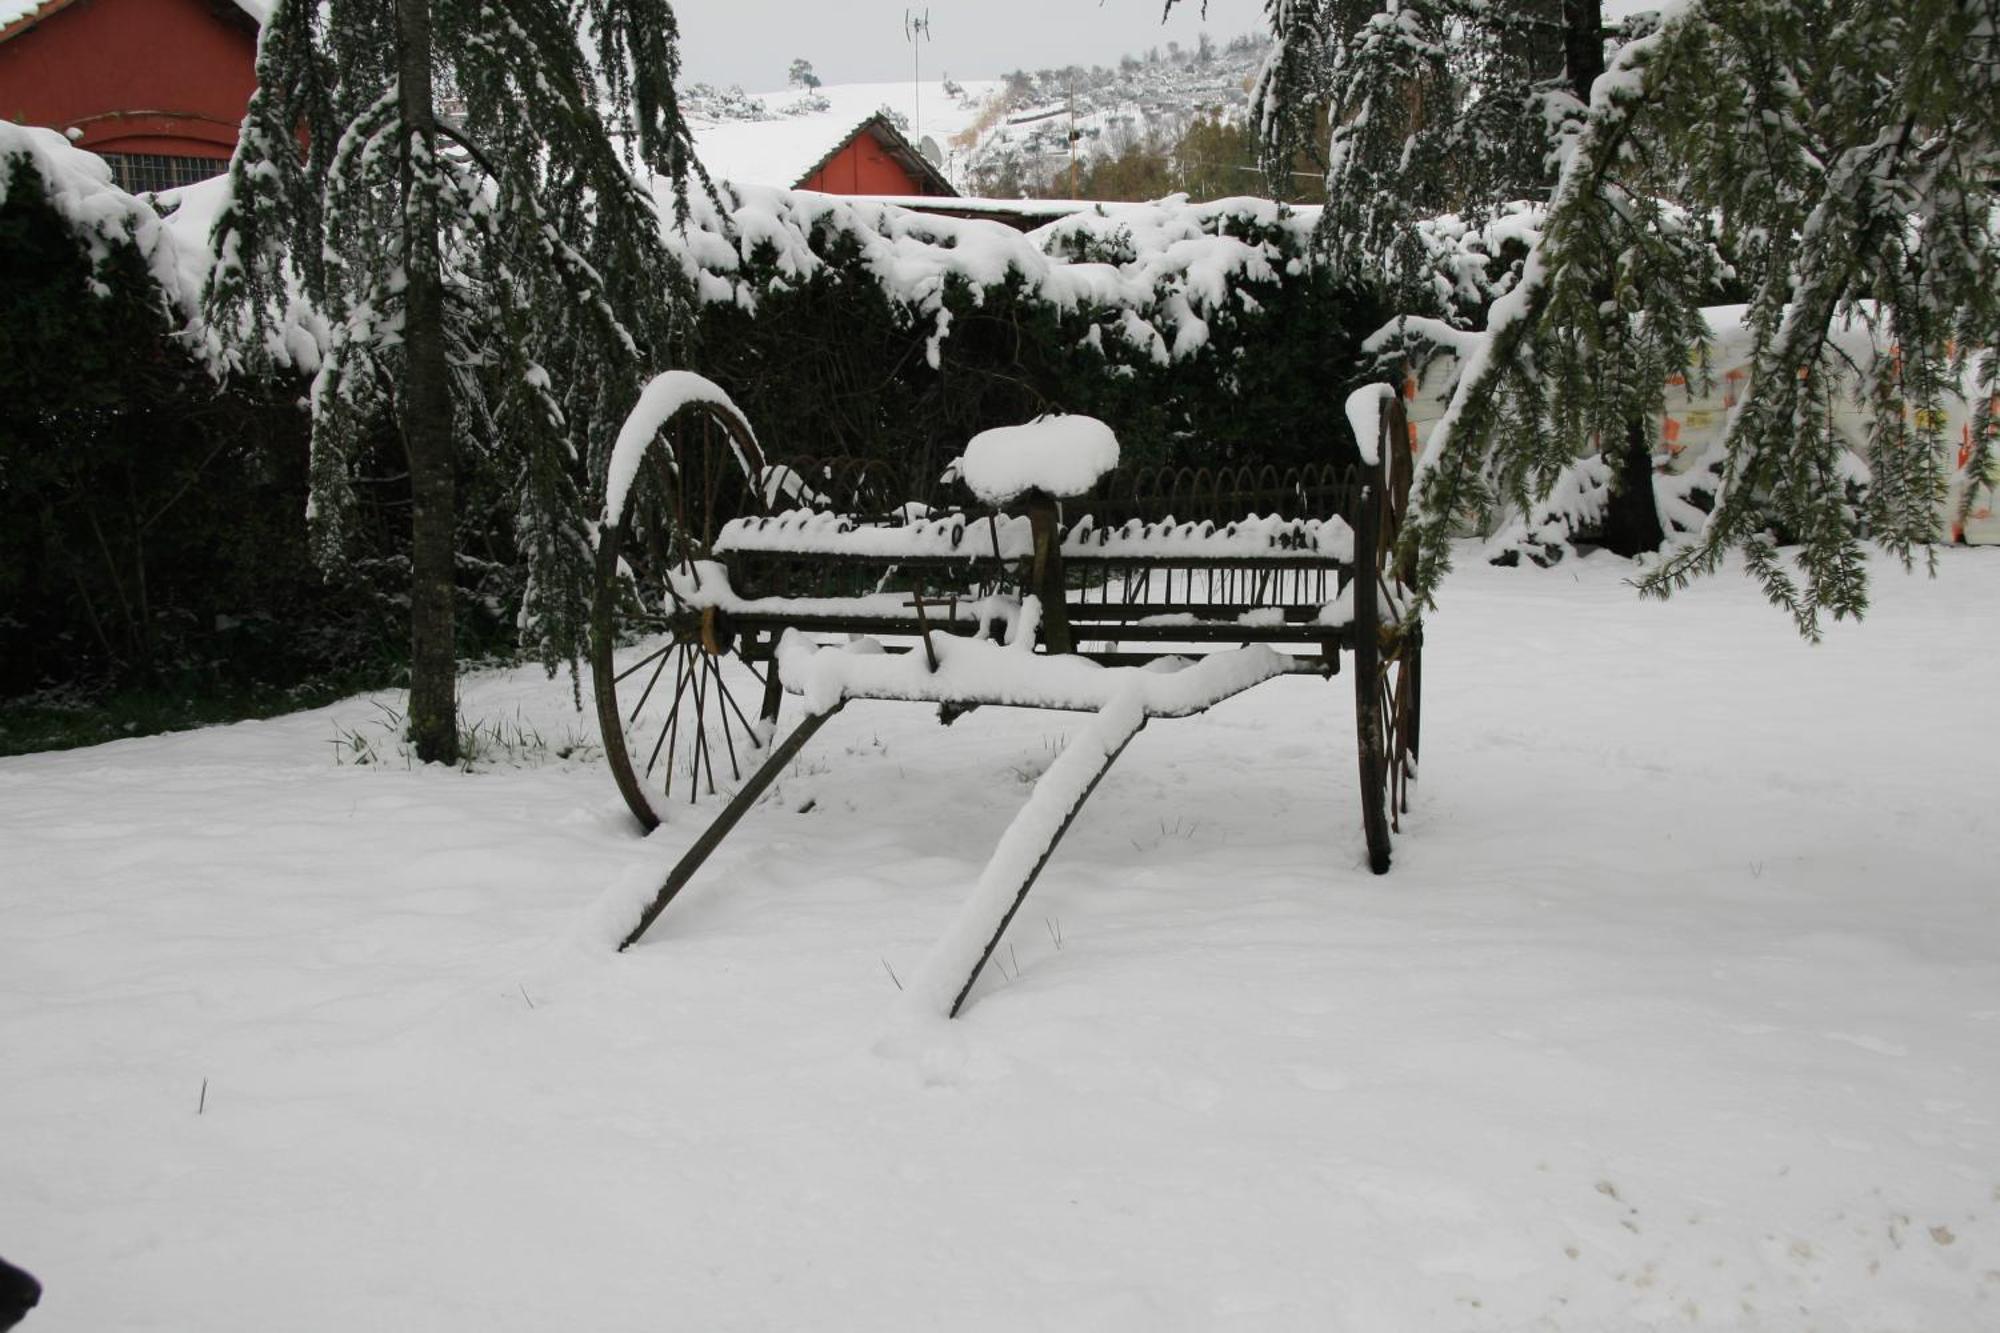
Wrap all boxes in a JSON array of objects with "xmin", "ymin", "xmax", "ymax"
[
  {"xmin": 693, "ymin": 112, "xmax": 957, "ymax": 199},
  {"xmin": 0, "ymin": 0, "xmax": 261, "ymax": 193},
  {"xmin": 795, "ymin": 115, "xmax": 955, "ymax": 196}
]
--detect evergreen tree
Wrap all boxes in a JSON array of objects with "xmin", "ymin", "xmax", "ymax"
[
  {"xmin": 1178, "ymin": 2, "xmax": 1675, "ymax": 549},
  {"xmin": 205, "ymin": 0, "xmax": 708, "ymax": 762},
  {"xmin": 1400, "ymin": 0, "xmax": 2000, "ymax": 636},
  {"xmin": 1186, "ymin": 0, "xmax": 1998, "ymax": 634}
]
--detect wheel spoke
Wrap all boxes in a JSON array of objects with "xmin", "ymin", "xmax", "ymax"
[
  {"xmin": 688, "ymin": 652, "xmax": 712, "ymax": 801},
  {"xmin": 626, "ymin": 643, "xmax": 674, "ymax": 723},
  {"xmin": 711, "ymin": 660, "xmax": 744, "ymax": 777},
  {"xmin": 614, "ymin": 640, "xmax": 673, "ymax": 685},
  {"xmin": 647, "ymin": 646, "xmax": 693, "ymax": 782}
]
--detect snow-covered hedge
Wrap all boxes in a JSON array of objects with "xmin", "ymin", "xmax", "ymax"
[
  {"xmin": 661, "ymin": 183, "xmax": 1389, "ymax": 474},
  {"xmin": 0, "ymin": 126, "xmax": 478, "ymax": 702},
  {"xmin": 0, "ymin": 122, "xmax": 206, "ymax": 317}
]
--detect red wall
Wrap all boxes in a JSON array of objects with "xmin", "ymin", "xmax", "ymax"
[
  {"xmin": 0, "ymin": 0, "xmax": 257, "ymax": 160},
  {"xmin": 800, "ymin": 134, "xmax": 930, "ymax": 196}
]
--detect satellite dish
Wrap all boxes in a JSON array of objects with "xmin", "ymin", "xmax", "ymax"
[{"xmin": 919, "ymin": 135, "xmax": 944, "ymax": 166}]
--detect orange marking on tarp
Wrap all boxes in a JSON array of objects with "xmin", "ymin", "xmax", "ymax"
[
  {"xmin": 1662, "ymin": 416, "xmax": 1682, "ymax": 444},
  {"xmin": 1665, "ymin": 372, "xmax": 1686, "ymax": 389},
  {"xmin": 1403, "ymin": 375, "xmax": 1418, "ymax": 401},
  {"xmin": 1407, "ymin": 422, "xmax": 1419, "ymax": 454}
]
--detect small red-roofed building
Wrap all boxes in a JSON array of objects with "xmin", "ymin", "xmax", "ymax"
[{"xmin": 693, "ymin": 111, "xmax": 957, "ymax": 199}]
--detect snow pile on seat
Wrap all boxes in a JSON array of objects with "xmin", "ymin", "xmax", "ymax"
[{"xmin": 958, "ymin": 416, "xmax": 1120, "ymax": 504}]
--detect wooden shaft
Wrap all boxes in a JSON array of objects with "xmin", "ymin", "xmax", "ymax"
[
  {"xmin": 618, "ymin": 702, "xmax": 846, "ymax": 951},
  {"xmin": 949, "ymin": 720, "xmax": 1145, "ymax": 1018},
  {"xmin": 1024, "ymin": 491, "xmax": 1074, "ymax": 655}
]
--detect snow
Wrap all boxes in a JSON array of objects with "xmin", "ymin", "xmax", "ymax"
[
  {"xmin": 958, "ymin": 415, "xmax": 1121, "ymax": 503},
  {"xmin": 656, "ymin": 181, "xmax": 1326, "ymax": 370},
  {"xmin": 0, "ymin": 121, "xmax": 322, "ymax": 374},
  {"xmin": 5, "ymin": 546, "xmax": 1999, "ymax": 1330},
  {"xmin": 688, "ymin": 79, "xmax": 998, "ymax": 190},
  {"xmin": 0, "ymin": 120, "xmax": 197, "ymax": 307},
  {"xmin": 601, "ymin": 371, "xmax": 755, "ymax": 529},
  {"xmin": 775, "ymin": 631, "xmax": 1300, "ymax": 718},
  {"xmin": 890, "ymin": 684, "xmax": 1148, "ymax": 1022},
  {"xmin": 1345, "ymin": 382, "xmax": 1394, "ymax": 467}
]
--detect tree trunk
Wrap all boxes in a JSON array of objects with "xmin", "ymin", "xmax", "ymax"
[
  {"xmin": 1562, "ymin": 1, "xmax": 1605, "ymax": 105},
  {"xmin": 1597, "ymin": 419, "xmax": 1666, "ymax": 558},
  {"xmin": 397, "ymin": 0, "xmax": 458, "ymax": 764},
  {"xmin": 1562, "ymin": 4, "xmax": 1661, "ymax": 558}
]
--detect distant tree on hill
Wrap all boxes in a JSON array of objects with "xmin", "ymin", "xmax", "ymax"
[{"xmin": 788, "ymin": 58, "xmax": 821, "ymax": 90}]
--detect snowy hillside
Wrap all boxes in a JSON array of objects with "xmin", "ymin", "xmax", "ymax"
[
  {"xmin": 5, "ymin": 547, "xmax": 1999, "ymax": 1330},
  {"xmin": 957, "ymin": 33, "xmax": 1271, "ymax": 195}
]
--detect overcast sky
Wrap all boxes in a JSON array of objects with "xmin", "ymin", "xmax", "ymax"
[{"xmin": 671, "ymin": 0, "xmax": 1270, "ymax": 92}]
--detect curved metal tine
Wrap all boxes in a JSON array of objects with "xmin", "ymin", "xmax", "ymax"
[
  {"xmin": 1209, "ymin": 466, "xmax": 1235, "ymax": 525},
  {"xmin": 1254, "ymin": 464, "xmax": 1281, "ymax": 515}
]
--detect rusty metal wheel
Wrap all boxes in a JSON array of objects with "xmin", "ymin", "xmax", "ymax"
[
  {"xmin": 591, "ymin": 399, "xmax": 773, "ymax": 832},
  {"xmin": 1355, "ymin": 389, "xmax": 1423, "ymax": 874}
]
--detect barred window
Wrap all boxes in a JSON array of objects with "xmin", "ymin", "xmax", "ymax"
[{"xmin": 100, "ymin": 153, "xmax": 228, "ymax": 195}]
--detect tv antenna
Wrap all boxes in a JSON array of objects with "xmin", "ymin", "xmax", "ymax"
[{"xmin": 905, "ymin": 9, "xmax": 932, "ymax": 144}]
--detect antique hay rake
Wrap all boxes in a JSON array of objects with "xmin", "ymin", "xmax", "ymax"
[{"xmin": 590, "ymin": 380, "xmax": 1421, "ymax": 1016}]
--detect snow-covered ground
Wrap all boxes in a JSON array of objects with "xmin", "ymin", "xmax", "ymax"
[{"xmin": 4, "ymin": 548, "xmax": 1998, "ymax": 1331}]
